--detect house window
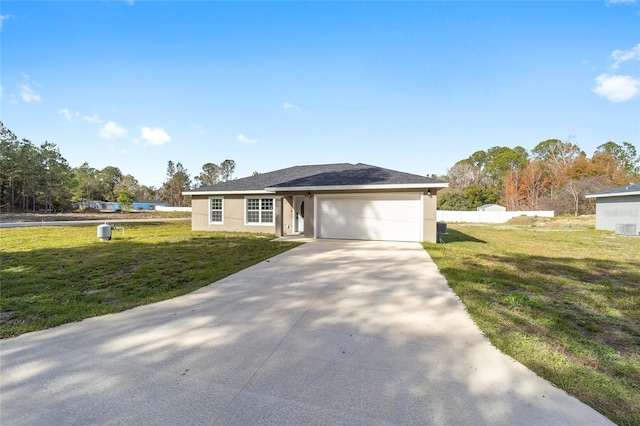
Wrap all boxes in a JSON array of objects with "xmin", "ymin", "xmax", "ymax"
[
  {"xmin": 246, "ymin": 197, "xmax": 274, "ymax": 225},
  {"xmin": 209, "ymin": 197, "xmax": 223, "ymax": 224}
]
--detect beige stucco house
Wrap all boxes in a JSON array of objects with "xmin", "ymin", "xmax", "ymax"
[{"xmin": 183, "ymin": 163, "xmax": 448, "ymax": 243}]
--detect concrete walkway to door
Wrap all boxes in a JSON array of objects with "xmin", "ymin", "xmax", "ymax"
[{"xmin": 1, "ymin": 240, "xmax": 612, "ymax": 425}]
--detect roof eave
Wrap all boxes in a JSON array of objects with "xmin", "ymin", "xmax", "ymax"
[
  {"xmin": 265, "ymin": 182, "xmax": 449, "ymax": 192},
  {"xmin": 182, "ymin": 189, "xmax": 272, "ymax": 196},
  {"xmin": 584, "ymin": 191, "xmax": 640, "ymax": 198},
  {"xmin": 585, "ymin": 191, "xmax": 640, "ymax": 198}
]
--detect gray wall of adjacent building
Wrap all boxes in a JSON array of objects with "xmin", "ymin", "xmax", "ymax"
[{"xmin": 595, "ymin": 196, "xmax": 640, "ymax": 233}]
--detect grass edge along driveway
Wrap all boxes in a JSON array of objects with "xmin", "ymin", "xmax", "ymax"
[
  {"xmin": 1, "ymin": 222, "xmax": 302, "ymax": 339},
  {"xmin": 424, "ymin": 223, "xmax": 640, "ymax": 426}
]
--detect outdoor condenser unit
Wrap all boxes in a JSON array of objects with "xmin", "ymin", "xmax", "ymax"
[
  {"xmin": 437, "ymin": 222, "xmax": 448, "ymax": 235},
  {"xmin": 615, "ymin": 223, "xmax": 638, "ymax": 236}
]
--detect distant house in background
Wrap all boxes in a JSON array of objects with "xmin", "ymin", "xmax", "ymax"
[
  {"xmin": 72, "ymin": 200, "xmax": 117, "ymax": 210},
  {"xmin": 130, "ymin": 200, "xmax": 169, "ymax": 210},
  {"xmin": 586, "ymin": 182, "xmax": 640, "ymax": 235},
  {"xmin": 477, "ymin": 204, "xmax": 506, "ymax": 212},
  {"xmin": 73, "ymin": 200, "xmax": 169, "ymax": 211}
]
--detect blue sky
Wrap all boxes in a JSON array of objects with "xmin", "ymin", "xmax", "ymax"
[{"xmin": 1, "ymin": 1, "xmax": 639, "ymax": 188}]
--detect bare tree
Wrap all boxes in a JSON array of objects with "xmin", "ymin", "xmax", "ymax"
[
  {"xmin": 446, "ymin": 160, "xmax": 487, "ymax": 188},
  {"xmin": 532, "ymin": 137, "xmax": 582, "ymax": 197},
  {"xmin": 562, "ymin": 176, "xmax": 610, "ymax": 216}
]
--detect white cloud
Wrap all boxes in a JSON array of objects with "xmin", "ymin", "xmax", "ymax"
[
  {"xmin": 606, "ymin": 0, "xmax": 636, "ymax": 4},
  {"xmin": 0, "ymin": 14, "xmax": 11, "ymax": 29},
  {"xmin": 593, "ymin": 73, "xmax": 640, "ymax": 102},
  {"xmin": 237, "ymin": 133, "xmax": 257, "ymax": 143},
  {"xmin": 83, "ymin": 113, "xmax": 102, "ymax": 123},
  {"xmin": 190, "ymin": 123, "xmax": 205, "ymax": 134},
  {"xmin": 20, "ymin": 84, "xmax": 41, "ymax": 103},
  {"xmin": 100, "ymin": 121, "xmax": 128, "ymax": 139},
  {"xmin": 59, "ymin": 108, "xmax": 103, "ymax": 124},
  {"xmin": 58, "ymin": 108, "xmax": 80, "ymax": 121},
  {"xmin": 141, "ymin": 127, "xmax": 171, "ymax": 145},
  {"xmin": 16, "ymin": 72, "xmax": 41, "ymax": 103},
  {"xmin": 283, "ymin": 102, "xmax": 301, "ymax": 112},
  {"xmin": 611, "ymin": 43, "xmax": 640, "ymax": 70}
]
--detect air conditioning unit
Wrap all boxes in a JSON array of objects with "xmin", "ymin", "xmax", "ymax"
[
  {"xmin": 437, "ymin": 222, "xmax": 448, "ymax": 235},
  {"xmin": 615, "ymin": 223, "xmax": 638, "ymax": 236}
]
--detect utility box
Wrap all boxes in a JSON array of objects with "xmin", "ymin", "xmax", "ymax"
[{"xmin": 97, "ymin": 223, "xmax": 112, "ymax": 241}]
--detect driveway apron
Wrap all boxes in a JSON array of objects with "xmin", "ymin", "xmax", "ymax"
[{"xmin": 1, "ymin": 240, "xmax": 612, "ymax": 425}]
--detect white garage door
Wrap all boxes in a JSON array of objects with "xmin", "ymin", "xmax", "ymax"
[{"xmin": 316, "ymin": 193, "xmax": 422, "ymax": 242}]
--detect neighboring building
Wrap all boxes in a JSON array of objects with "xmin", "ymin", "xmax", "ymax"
[
  {"xmin": 130, "ymin": 200, "xmax": 169, "ymax": 210},
  {"xmin": 585, "ymin": 182, "xmax": 640, "ymax": 235},
  {"xmin": 183, "ymin": 163, "xmax": 448, "ymax": 243},
  {"xmin": 72, "ymin": 200, "xmax": 118, "ymax": 210},
  {"xmin": 73, "ymin": 200, "xmax": 169, "ymax": 211},
  {"xmin": 477, "ymin": 204, "xmax": 506, "ymax": 212}
]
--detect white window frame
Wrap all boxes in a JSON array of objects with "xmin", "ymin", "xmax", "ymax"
[
  {"xmin": 244, "ymin": 196, "xmax": 275, "ymax": 226},
  {"xmin": 209, "ymin": 196, "xmax": 224, "ymax": 225}
]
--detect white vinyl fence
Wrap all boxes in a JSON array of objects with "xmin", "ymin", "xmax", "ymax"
[
  {"xmin": 437, "ymin": 210, "xmax": 554, "ymax": 224},
  {"xmin": 155, "ymin": 206, "xmax": 192, "ymax": 212}
]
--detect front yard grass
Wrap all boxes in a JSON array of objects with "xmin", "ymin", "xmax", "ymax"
[
  {"xmin": 0, "ymin": 222, "xmax": 301, "ymax": 338},
  {"xmin": 424, "ymin": 222, "xmax": 640, "ymax": 425}
]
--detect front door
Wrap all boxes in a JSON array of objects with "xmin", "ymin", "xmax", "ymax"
[{"xmin": 294, "ymin": 196, "xmax": 305, "ymax": 233}]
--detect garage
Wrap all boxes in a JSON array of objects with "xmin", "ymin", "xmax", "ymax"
[{"xmin": 316, "ymin": 193, "xmax": 423, "ymax": 242}]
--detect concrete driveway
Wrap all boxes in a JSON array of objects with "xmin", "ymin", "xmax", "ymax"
[{"xmin": 1, "ymin": 240, "xmax": 612, "ymax": 425}]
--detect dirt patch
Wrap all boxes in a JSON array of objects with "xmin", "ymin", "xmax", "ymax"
[
  {"xmin": 113, "ymin": 262, "xmax": 146, "ymax": 278},
  {"xmin": 507, "ymin": 215, "xmax": 595, "ymax": 228},
  {"xmin": 0, "ymin": 311, "xmax": 15, "ymax": 322},
  {"xmin": 551, "ymin": 215, "xmax": 596, "ymax": 226},
  {"xmin": 507, "ymin": 216, "xmax": 539, "ymax": 225},
  {"xmin": 80, "ymin": 207, "xmax": 102, "ymax": 213},
  {"xmin": 80, "ymin": 289, "xmax": 105, "ymax": 295}
]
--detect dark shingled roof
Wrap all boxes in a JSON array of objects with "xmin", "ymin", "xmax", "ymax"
[
  {"xmin": 188, "ymin": 163, "xmax": 446, "ymax": 193},
  {"xmin": 586, "ymin": 182, "xmax": 640, "ymax": 198}
]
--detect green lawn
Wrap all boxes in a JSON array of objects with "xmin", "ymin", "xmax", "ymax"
[
  {"xmin": 424, "ymin": 221, "xmax": 640, "ymax": 426},
  {"xmin": 0, "ymin": 222, "xmax": 301, "ymax": 338},
  {"xmin": 2, "ymin": 219, "xmax": 638, "ymax": 423}
]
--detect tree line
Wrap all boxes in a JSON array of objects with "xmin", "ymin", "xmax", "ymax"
[
  {"xmin": 2, "ymin": 121, "xmax": 637, "ymax": 215},
  {"xmin": 439, "ymin": 138, "xmax": 639, "ymax": 215},
  {"xmin": 0, "ymin": 122, "xmax": 236, "ymax": 211}
]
